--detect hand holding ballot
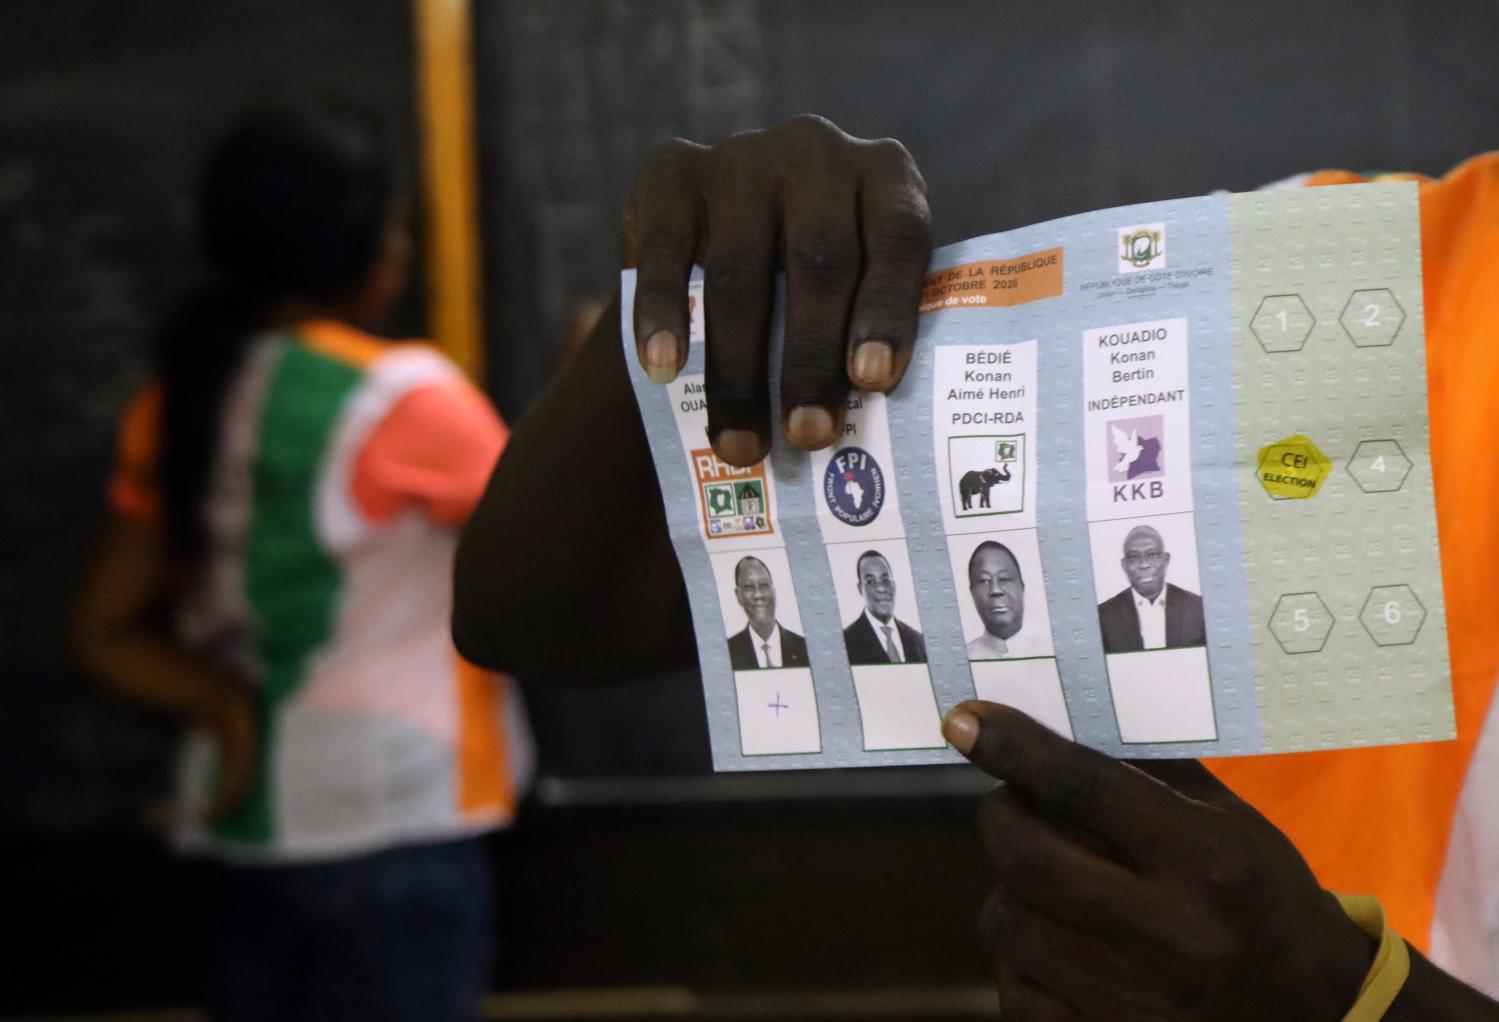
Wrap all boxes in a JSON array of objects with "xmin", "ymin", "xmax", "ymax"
[
  {"xmin": 620, "ymin": 163, "xmax": 1448, "ymax": 767},
  {"xmin": 622, "ymin": 114, "xmax": 933, "ymax": 464},
  {"xmin": 453, "ymin": 115, "xmax": 932, "ymax": 682},
  {"xmin": 459, "ymin": 111, "xmax": 1451, "ymax": 762},
  {"xmin": 944, "ymin": 704, "xmax": 1499, "ymax": 1022},
  {"xmin": 452, "ymin": 114, "xmax": 1499, "ymax": 1020}
]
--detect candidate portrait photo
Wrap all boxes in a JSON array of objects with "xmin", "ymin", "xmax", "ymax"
[
  {"xmin": 957, "ymin": 535, "xmax": 1054, "ymax": 661},
  {"xmin": 722, "ymin": 554, "xmax": 809, "ymax": 670},
  {"xmin": 1095, "ymin": 521, "xmax": 1206, "ymax": 654},
  {"xmin": 840, "ymin": 548, "xmax": 927, "ymax": 666}
]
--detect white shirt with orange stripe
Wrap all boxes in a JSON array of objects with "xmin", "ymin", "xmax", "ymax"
[
  {"xmin": 1212, "ymin": 156, "xmax": 1499, "ymax": 997},
  {"xmin": 111, "ymin": 320, "xmax": 532, "ymax": 863}
]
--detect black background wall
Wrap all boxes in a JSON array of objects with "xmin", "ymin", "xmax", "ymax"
[
  {"xmin": 0, "ymin": 3, "xmax": 422, "ymax": 1012},
  {"xmin": 478, "ymin": 0, "xmax": 1499, "ymax": 422},
  {"xmin": 1, "ymin": 0, "xmax": 422, "ymax": 837},
  {"xmin": 4, "ymin": 0, "xmax": 1499, "ymax": 1015}
]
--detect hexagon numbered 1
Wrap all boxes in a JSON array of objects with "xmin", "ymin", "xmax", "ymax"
[
  {"xmin": 1347, "ymin": 440, "xmax": 1413, "ymax": 493},
  {"xmin": 1251, "ymin": 294, "xmax": 1315, "ymax": 353},
  {"xmin": 1340, "ymin": 289, "xmax": 1406, "ymax": 347},
  {"xmin": 1359, "ymin": 585, "xmax": 1426, "ymax": 646},
  {"xmin": 1268, "ymin": 592, "xmax": 1335, "ymax": 654}
]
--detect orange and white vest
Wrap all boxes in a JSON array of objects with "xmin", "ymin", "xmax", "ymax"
[
  {"xmin": 112, "ymin": 320, "xmax": 533, "ymax": 863},
  {"xmin": 1212, "ymin": 154, "xmax": 1499, "ymax": 995}
]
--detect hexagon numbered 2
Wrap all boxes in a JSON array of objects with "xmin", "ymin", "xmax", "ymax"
[{"xmin": 1340, "ymin": 289, "xmax": 1406, "ymax": 347}]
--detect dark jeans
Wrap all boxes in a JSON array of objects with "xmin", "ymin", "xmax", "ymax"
[{"xmin": 192, "ymin": 836, "xmax": 492, "ymax": 1022}]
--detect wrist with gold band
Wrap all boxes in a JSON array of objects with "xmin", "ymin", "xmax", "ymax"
[{"xmin": 1332, "ymin": 893, "xmax": 1411, "ymax": 1022}]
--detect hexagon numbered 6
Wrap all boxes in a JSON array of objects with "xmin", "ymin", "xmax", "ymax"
[{"xmin": 1359, "ymin": 585, "xmax": 1426, "ymax": 646}]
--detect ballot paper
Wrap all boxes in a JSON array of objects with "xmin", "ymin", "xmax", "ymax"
[{"xmin": 621, "ymin": 183, "xmax": 1454, "ymax": 769}]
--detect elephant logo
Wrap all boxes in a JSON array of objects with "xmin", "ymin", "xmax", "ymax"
[
  {"xmin": 949, "ymin": 434, "xmax": 1024, "ymax": 517},
  {"xmin": 959, "ymin": 465, "xmax": 1012, "ymax": 510}
]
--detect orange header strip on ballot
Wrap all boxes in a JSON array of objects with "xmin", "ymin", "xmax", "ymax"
[{"xmin": 920, "ymin": 247, "xmax": 1064, "ymax": 313}]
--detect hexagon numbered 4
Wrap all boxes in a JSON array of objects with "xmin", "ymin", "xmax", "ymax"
[
  {"xmin": 1269, "ymin": 592, "xmax": 1335, "ymax": 654},
  {"xmin": 1347, "ymin": 439, "xmax": 1413, "ymax": 493},
  {"xmin": 1251, "ymin": 294, "xmax": 1316, "ymax": 353},
  {"xmin": 1340, "ymin": 288, "xmax": 1406, "ymax": 347},
  {"xmin": 1359, "ymin": 585, "xmax": 1426, "ymax": 646}
]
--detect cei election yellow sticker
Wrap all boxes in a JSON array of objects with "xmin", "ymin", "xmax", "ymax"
[{"xmin": 1257, "ymin": 434, "xmax": 1332, "ymax": 499}]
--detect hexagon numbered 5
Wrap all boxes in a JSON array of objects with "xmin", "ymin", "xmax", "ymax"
[{"xmin": 1268, "ymin": 592, "xmax": 1335, "ymax": 654}]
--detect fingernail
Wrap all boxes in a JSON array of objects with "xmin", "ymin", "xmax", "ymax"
[
  {"xmin": 643, "ymin": 330, "xmax": 680, "ymax": 384},
  {"xmin": 852, "ymin": 340, "xmax": 894, "ymax": 388},
  {"xmin": 716, "ymin": 428, "xmax": 764, "ymax": 465},
  {"xmin": 785, "ymin": 405, "xmax": 836, "ymax": 448},
  {"xmin": 942, "ymin": 708, "xmax": 980, "ymax": 756}
]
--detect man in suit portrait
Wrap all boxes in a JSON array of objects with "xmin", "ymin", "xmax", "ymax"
[
  {"xmin": 843, "ymin": 549, "xmax": 927, "ymax": 665},
  {"xmin": 1097, "ymin": 524, "xmax": 1206, "ymax": 654},
  {"xmin": 965, "ymin": 540, "xmax": 1049, "ymax": 660},
  {"xmin": 726, "ymin": 555, "xmax": 808, "ymax": 670}
]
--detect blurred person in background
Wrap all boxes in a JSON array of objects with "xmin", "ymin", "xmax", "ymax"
[{"xmin": 70, "ymin": 99, "xmax": 531, "ymax": 1022}]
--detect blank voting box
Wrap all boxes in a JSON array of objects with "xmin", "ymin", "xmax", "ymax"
[
  {"xmin": 851, "ymin": 665, "xmax": 945, "ymax": 751},
  {"xmin": 1106, "ymin": 647, "xmax": 1217, "ymax": 744},
  {"xmin": 970, "ymin": 659, "xmax": 1074, "ymax": 740}
]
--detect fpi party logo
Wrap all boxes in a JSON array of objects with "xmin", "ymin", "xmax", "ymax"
[{"xmin": 823, "ymin": 447, "xmax": 885, "ymax": 527}]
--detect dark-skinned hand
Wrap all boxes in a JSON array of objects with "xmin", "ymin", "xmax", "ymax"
[
  {"xmin": 623, "ymin": 113, "xmax": 933, "ymax": 465},
  {"xmin": 200, "ymin": 676, "xmax": 258, "ymax": 823},
  {"xmin": 943, "ymin": 702, "xmax": 1376, "ymax": 1021},
  {"xmin": 461, "ymin": 114, "xmax": 1499, "ymax": 1018}
]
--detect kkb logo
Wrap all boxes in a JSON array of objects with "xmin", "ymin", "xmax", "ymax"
[
  {"xmin": 824, "ymin": 446, "xmax": 885, "ymax": 526},
  {"xmin": 1117, "ymin": 223, "xmax": 1165, "ymax": 273},
  {"xmin": 1107, "ymin": 415, "xmax": 1165, "ymax": 502}
]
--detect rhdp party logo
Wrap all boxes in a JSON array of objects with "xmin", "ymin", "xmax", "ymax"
[
  {"xmin": 692, "ymin": 448, "xmax": 772, "ymax": 539},
  {"xmin": 1118, "ymin": 223, "xmax": 1165, "ymax": 273},
  {"xmin": 824, "ymin": 446, "xmax": 885, "ymax": 526},
  {"xmin": 1107, "ymin": 415, "xmax": 1165, "ymax": 481}
]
